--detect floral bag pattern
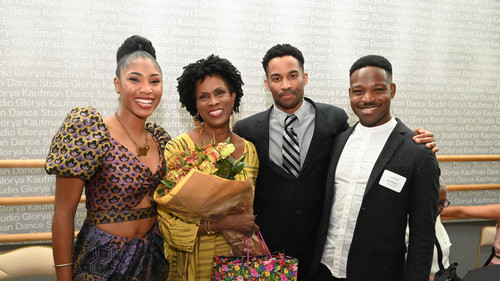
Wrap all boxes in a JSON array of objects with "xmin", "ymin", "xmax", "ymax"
[{"xmin": 212, "ymin": 233, "xmax": 298, "ymax": 281}]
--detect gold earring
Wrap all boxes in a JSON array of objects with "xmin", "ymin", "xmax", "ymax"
[
  {"xmin": 231, "ymin": 110, "xmax": 235, "ymax": 131},
  {"xmin": 193, "ymin": 113, "xmax": 203, "ymax": 134}
]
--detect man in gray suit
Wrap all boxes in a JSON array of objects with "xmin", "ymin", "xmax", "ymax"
[{"xmin": 311, "ymin": 55, "xmax": 440, "ymax": 281}]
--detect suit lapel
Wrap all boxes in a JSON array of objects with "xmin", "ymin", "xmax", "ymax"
[
  {"xmin": 302, "ymin": 98, "xmax": 320, "ymax": 170},
  {"xmin": 255, "ymin": 107, "xmax": 291, "ymax": 177},
  {"xmin": 363, "ymin": 120, "xmax": 406, "ymax": 198},
  {"xmin": 330, "ymin": 125, "xmax": 355, "ymax": 177},
  {"xmin": 325, "ymin": 125, "xmax": 355, "ymax": 200},
  {"xmin": 253, "ymin": 107, "xmax": 271, "ymax": 158}
]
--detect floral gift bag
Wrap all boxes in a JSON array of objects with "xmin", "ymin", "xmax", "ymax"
[{"xmin": 212, "ymin": 233, "xmax": 298, "ymax": 281}]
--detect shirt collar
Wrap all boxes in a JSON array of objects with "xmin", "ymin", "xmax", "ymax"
[
  {"xmin": 272, "ymin": 99, "xmax": 312, "ymax": 127},
  {"xmin": 356, "ymin": 117, "xmax": 397, "ymax": 134}
]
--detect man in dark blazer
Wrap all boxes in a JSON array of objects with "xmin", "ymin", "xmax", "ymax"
[
  {"xmin": 311, "ymin": 55, "xmax": 440, "ymax": 281},
  {"xmin": 234, "ymin": 44, "xmax": 350, "ymax": 280}
]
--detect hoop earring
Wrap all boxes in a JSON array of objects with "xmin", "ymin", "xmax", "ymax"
[
  {"xmin": 193, "ymin": 113, "xmax": 203, "ymax": 134},
  {"xmin": 231, "ymin": 110, "xmax": 235, "ymax": 131}
]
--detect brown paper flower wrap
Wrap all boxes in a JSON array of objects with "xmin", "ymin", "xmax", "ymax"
[{"xmin": 154, "ymin": 169, "xmax": 266, "ymax": 255}]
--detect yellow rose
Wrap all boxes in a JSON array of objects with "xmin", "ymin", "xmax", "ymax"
[
  {"xmin": 217, "ymin": 142, "xmax": 235, "ymax": 159},
  {"xmin": 198, "ymin": 160, "xmax": 217, "ymax": 174}
]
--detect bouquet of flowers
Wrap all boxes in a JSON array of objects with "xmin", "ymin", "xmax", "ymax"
[
  {"xmin": 156, "ymin": 138, "xmax": 247, "ymax": 197},
  {"xmin": 154, "ymin": 138, "xmax": 264, "ymax": 255}
]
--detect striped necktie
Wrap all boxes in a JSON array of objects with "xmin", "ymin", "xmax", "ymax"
[{"xmin": 282, "ymin": 114, "xmax": 300, "ymax": 178}]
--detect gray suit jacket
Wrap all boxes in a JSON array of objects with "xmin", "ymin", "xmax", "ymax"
[{"xmin": 311, "ymin": 119, "xmax": 440, "ymax": 281}]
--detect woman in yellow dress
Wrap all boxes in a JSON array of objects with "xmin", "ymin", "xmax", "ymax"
[{"xmin": 156, "ymin": 55, "xmax": 260, "ymax": 280}]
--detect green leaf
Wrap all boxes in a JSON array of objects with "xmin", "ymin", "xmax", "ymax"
[
  {"xmin": 159, "ymin": 179, "xmax": 175, "ymax": 194},
  {"xmin": 220, "ymin": 160, "xmax": 233, "ymax": 178},
  {"xmin": 234, "ymin": 152, "xmax": 247, "ymax": 163},
  {"xmin": 234, "ymin": 162, "xmax": 246, "ymax": 175},
  {"xmin": 156, "ymin": 188, "xmax": 165, "ymax": 196}
]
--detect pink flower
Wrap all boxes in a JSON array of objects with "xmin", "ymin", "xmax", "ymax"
[
  {"xmin": 203, "ymin": 146, "xmax": 220, "ymax": 162},
  {"xmin": 263, "ymin": 258, "xmax": 275, "ymax": 265},
  {"xmin": 168, "ymin": 156, "xmax": 182, "ymax": 170},
  {"xmin": 221, "ymin": 265, "xmax": 227, "ymax": 271},
  {"xmin": 280, "ymin": 274, "xmax": 288, "ymax": 281},
  {"xmin": 237, "ymin": 276, "xmax": 244, "ymax": 281},
  {"xmin": 250, "ymin": 268, "xmax": 258, "ymax": 277},
  {"xmin": 184, "ymin": 152, "xmax": 199, "ymax": 166}
]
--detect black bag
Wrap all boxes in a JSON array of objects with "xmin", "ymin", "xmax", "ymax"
[
  {"xmin": 434, "ymin": 262, "xmax": 459, "ymax": 281},
  {"xmin": 433, "ymin": 236, "xmax": 462, "ymax": 281}
]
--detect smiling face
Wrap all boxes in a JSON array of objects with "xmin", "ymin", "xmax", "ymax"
[
  {"xmin": 349, "ymin": 66, "xmax": 395, "ymax": 127},
  {"xmin": 195, "ymin": 74, "xmax": 236, "ymax": 129},
  {"xmin": 265, "ymin": 55, "xmax": 308, "ymax": 114},
  {"xmin": 114, "ymin": 57, "xmax": 163, "ymax": 119}
]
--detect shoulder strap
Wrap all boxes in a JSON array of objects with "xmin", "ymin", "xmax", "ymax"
[{"xmin": 435, "ymin": 235, "xmax": 444, "ymax": 270}]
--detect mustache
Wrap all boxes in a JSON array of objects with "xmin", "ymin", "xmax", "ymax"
[
  {"xmin": 279, "ymin": 90, "xmax": 297, "ymax": 97},
  {"xmin": 358, "ymin": 102, "xmax": 380, "ymax": 108}
]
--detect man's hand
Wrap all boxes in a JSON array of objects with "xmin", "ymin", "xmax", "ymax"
[{"xmin": 413, "ymin": 128, "xmax": 439, "ymax": 153}]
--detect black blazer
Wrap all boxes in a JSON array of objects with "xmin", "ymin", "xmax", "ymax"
[
  {"xmin": 234, "ymin": 98, "xmax": 349, "ymax": 279},
  {"xmin": 311, "ymin": 119, "xmax": 440, "ymax": 281}
]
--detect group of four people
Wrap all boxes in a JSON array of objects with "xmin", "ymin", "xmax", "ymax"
[{"xmin": 45, "ymin": 35, "xmax": 440, "ymax": 281}]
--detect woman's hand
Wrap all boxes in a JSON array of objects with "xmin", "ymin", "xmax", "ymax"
[
  {"xmin": 224, "ymin": 213, "xmax": 260, "ymax": 237},
  {"xmin": 205, "ymin": 213, "xmax": 259, "ymax": 237}
]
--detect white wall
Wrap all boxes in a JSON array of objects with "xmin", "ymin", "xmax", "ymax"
[{"xmin": 0, "ymin": 0, "xmax": 499, "ymax": 242}]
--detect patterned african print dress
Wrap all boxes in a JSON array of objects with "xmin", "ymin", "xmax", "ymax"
[{"xmin": 45, "ymin": 107, "xmax": 170, "ymax": 281}]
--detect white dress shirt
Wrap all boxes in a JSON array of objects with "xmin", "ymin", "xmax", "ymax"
[
  {"xmin": 321, "ymin": 118, "xmax": 397, "ymax": 278},
  {"xmin": 269, "ymin": 99, "xmax": 315, "ymax": 169}
]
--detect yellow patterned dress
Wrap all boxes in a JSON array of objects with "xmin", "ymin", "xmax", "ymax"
[{"xmin": 156, "ymin": 133, "xmax": 259, "ymax": 281}]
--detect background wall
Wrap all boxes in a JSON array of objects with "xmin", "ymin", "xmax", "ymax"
[{"xmin": 0, "ymin": 0, "xmax": 499, "ymax": 278}]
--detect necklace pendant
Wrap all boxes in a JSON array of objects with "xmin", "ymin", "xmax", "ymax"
[{"xmin": 137, "ymin": 145, "xmax": 149, "ymax": 156}]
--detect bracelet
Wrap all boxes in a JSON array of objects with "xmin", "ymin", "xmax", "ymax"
[
  {"xmin": 205, "ymin": 219, "xmax": 215, "ymax": 235},
  {"xmin": 53, "ymin": 262, "xmax": 73, "ymax": 268}
]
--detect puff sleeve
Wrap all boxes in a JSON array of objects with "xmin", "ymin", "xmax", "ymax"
[{"xmin": 45, "ymin": 107, "xmax": 111, "ymax": 181}]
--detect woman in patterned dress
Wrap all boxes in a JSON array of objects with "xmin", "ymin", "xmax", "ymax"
[
  {"xmin": 45, "ymin": 35, "xmax": 169, "ymax": 280},
  {"xmin": 156, "ymin": 55, "xmax": 260, "ymax": 281}
]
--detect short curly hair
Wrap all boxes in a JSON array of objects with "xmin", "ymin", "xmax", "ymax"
[
  {"xmin": 349, "ymin": 55, "xmax": 392, "ymax": 79},
  {"xmin": 177, "ymin": 54, "xmax": 244, "ymax": 121},
  {"xmin": 262, "ymin": 44, "xmax": 305, "ymax": 76}
]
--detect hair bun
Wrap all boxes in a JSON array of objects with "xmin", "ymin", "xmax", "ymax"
[{"xmin": 116, "ymin": 35, "xmax": 156, "ymax": 63}]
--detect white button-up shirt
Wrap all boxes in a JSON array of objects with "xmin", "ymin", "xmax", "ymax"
[{"xmin": 321, "ymin": 118, "xmax": 397, "ymax": 278}]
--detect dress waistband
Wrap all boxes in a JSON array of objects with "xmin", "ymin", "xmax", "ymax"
[{"xmin": 87, "ymin": 207, "xmax": 156, "ymax": 225}]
